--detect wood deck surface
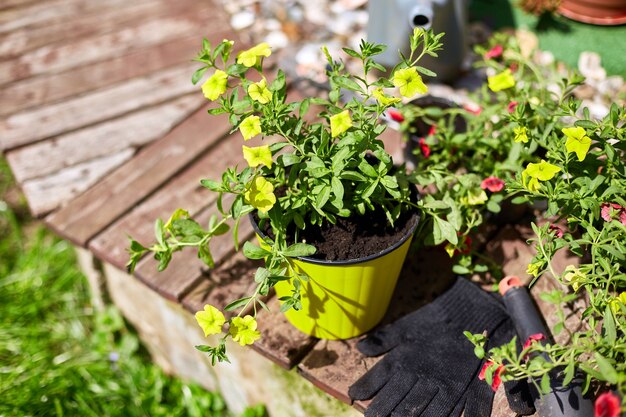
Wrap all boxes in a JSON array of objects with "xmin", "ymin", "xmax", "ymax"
[{"xmin": 1, "ymin": 2, "xmax": 566, "ymax": 416}]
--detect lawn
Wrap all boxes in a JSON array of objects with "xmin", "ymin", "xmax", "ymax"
[{"xmin": 0, "ymin": 158, "xmax": 265, "ymax": 417}]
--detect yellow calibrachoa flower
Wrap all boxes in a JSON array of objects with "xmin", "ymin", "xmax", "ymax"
[
  {"xmin": 522, "ymin": 160, "xmax": 561, "ymax": 191},
  {"xmin": 195, "ymin": 304, "xmax": 226, "ymax": 337},
  {"xmin": 514, "ymin": 126, "xmax": 529, "ymax": 143},
  {"xmin": 237, "ymin": 42, "xmax": 272, "ymax": 67},
  {"xmin": 244, "ymin": 176, "xmax": 276, "ymax": 213},
  {"xmin": 372, "ymin": 88, "xmax": 401, "ymax": 106},
  {"xmin": 610, "ymin": 292, "xmax": 626, "ymax": 316},
  {"xmin": 526, "ymin": 262, "xmax": 542, "ymax": 278},
  {"xmin": 392, "ymin": 67, "xmax": 428, "ymax": 97},
  {"xmin": 229, "ymin": 315, "xmax": 261, "ymax": 346},
  {"xmin": 330, "ymin": 110, "xmax": 352, "ymax": 138},
  {"xmin": 242, "ymin": 145, "xmax": 273, "ymax": 169},
  {"xmin": 239, "ymin": 115, "xmax": 262, "ymax": 140},
  {"xmin": 563, "ymin": 266, "xmax": 585, "ymax": 292},
  {"xmin": 201, "ymin": 70, "xmax": 229, "ymax": 101},
  {"xmin": 563, "ymin": 126, "xmax": 591, "ymax": 161},
  {"xmin": 488, "ymin": 69, "xmax": 515, "ymax": 92},
  {"xmin": 462, "ymin": 189, "xmax": 488, "ymax": 206},
  {"xmin": 248, "ymin": 79, "xmax": 272, "ymax": 104}
]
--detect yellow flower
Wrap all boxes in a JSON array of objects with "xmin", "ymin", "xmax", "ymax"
[
  {"xmin": 488, "ymin": 69, "xmax": 516, "ymax": 92},
  {"xmin": 330, "ymin": 110, "xmax": 352, "ymax": 138},
  {"xmin": 229, "ymin": 315, "xmax": 261, "ymax": 346},
  {"xmin": 244, "ymin": 177, "xmax": 276, "ymax": 213},
  {"xmin": 444, "ymin": 243, "xmax": 455, "ymax": 258},
  {"xmin": 609, "ymin": 292, "xmax": 626, "ymax": 315},
  {"xmin": 392, "ymin": 67, "xmax": 428, "ymax": 97},
  {"xmin": 372, "ymin": 88, "xmax": 401, "ymax": 106},
  {"xmin": 248, "ymin": 79, "xmax": 272, "ymax": 104},
  {"xmin": 239, "ymin": 115, "xmax": 262, "ymax": 140},
  {"xmin": 563, "ymin": 127, "xmax": 591, "ymax": 161},
  {"xmin": 563, "ymin": 266, "xmax": 585, "ymax": 292},
  {"xmin": 237, "ymin": 42, "xmax": 272, "ymax": 67},
  {"xmin": 462, "ymin": 189, "xmax": 488, "ymax": 206},
  {"xmin": 514, "ymin": 126, "xmax": 529, "ymax": 143},
  {"xmin": 201, "ymin": 70, "xmax": 229, "ymax": 101},
  {"xmin": 526, "ymin": 262, "xmax": 543, "ymax": 278},
  {"xmin": 242, "ymin": 145, "xmax": 273, "ymax": 169},
  {"xmin": 195, "ymin": 304, "xmax": 226, "ymax": 337}
]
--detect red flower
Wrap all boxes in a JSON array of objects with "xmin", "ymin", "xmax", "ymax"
[
  {"xmin": 507, "ymin": 101, "xmax": 518, "ymax": 113},
  {"xmin": 478, "ymin": 361, "xmax": 505, "ymax": 392},
  {"xmin": 509, "ymin": 63, "xmax": 519, "ymax": 73},
  {"xmin": 601, "ymin": 203, "xmax": 626, "ymax": 225},
  {"xmin": 549, "ymin": 224, "xmax": 564, "ymax": 239},
  {"xmin": 522, "ymin": 333, "xmax": 546, "ymax": 351},
  {"xmin": 418, "ymin": 138, "xmax": 431, "ymax": 158},
  {"xmin": 595, "ymin": 391, "xmax": 621, "ymax": 417},
  {"xmin": 427, "ymin": 124, "xmax": 436, "ymax": 136},
  {"xmin": 464, "ymin": 103, "xmax": 482, "ymax": 116},
  {"xmin": 485, "ymin": 44, "xmax": 503, "ymax": 60},
  {"xmin": 387, "ymin": 108, "xmax": 405, "ymax": 123},
  {"xmin": 481, "ymin": 176, "xmax": 505, "ymax": 193}
]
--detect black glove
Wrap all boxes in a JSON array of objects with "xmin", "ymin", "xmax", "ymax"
[{"xmin": 348, "ymin": 278, "xmax": 534, "ymax": 417}]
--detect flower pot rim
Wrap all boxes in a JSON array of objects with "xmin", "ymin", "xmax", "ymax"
[{"xmin": 249, "ymin": 208, "xmax": 420, "ymax": 266}]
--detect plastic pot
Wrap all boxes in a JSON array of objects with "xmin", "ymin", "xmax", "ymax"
[{"xmin": 250, "ymin": 210, "xmax": 420, "ymax": 340}]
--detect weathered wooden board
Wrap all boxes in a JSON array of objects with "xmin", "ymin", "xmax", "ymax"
[
  {"xmin": 0, "ymin": 7, "xmax": 225, "ymax": 86},
  {"xmin": 0, "ymin": 0, "xmax": 195, "ymax": 60},
  {"xmin": 0, "ymin": 35, "xmax": 208, "ymax": 117},
  {"xmin": 88, "ymin": 129, "xmax": 246, "ymax": 270},
  {"xmin": 1, "ymin": 63, "xmax": 199, "ymax": 151},
  {"xmin": 44, "ymin": 107, "xmax": 231, "ymax": 245}
]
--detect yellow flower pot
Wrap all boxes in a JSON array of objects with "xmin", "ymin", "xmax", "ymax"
[{"xmin": 252, "ymin": 213, "xmax": 419, "ymax": 340}]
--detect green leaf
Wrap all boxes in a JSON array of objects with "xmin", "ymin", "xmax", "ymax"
[
  {"xmin": 594, "ymin": 352, "xmax": 618, "ymax": 384},
  {"xmin": 224, "ymin": 297, "xmax": 251, "ymax": 312},
  {"xmin": 282, "ymin": 243, "xmax": 317, "ymax": 257},
  {"xmin": 331, "ymin": 177, "xmax": 344, "ymax": 201},
  {"xmin": 604, "ymin": 305, "xmax": 617, "ymax": 344},
  {"xmin": 358, "ymin": 160, "xmax": 378, "ymax": 178},
  {"xmin": 562, "ymin": 362, "xmax": 575, "ymax": 387},
  {"xmin": 432, "ymin": 217, "xmax": 458, "ymax": 245},
  {"xmin": 340, "ymin": 171, "xmax": 366, "ymax": 181},
  {"xmin": 331, "ymin": 75, "xmax": 362, "ymax": 93},
  {"xmin": 155, "ymin": 219, "xmax": 166, "ymax": 247},
  {"xmin": 242, "ymin": 242, "xmax": 270, "ymax": 259},
  {"xmin": 254, "ymin": 267, "xmax": 271, "ymax": 283},
  {"xmin": 279, "ymin": 154, "xmax": 301, "ymax": 167},
  {"xmin": 452, "ymin": 265, "xmax": 470, "ymax": 274},
  {"xmin": 540, "ymin": 373, "xmax": 551, "ymax": 395},
  {"xmin": 342, "ymin": 47, "xmax": 361, "ymax": 59},
  {"xmin": 315, "ymin": 185, "xmax": 331, "ymax": 210},
  {"xmin": 192, "ymin": 66, "xmax": 209, "ymax": 84}
]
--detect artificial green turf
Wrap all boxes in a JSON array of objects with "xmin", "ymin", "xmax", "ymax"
[
  {"xmin": 470, "ymin": 0, "xmax": 626, "ymax": 77},
  {"xmin": 0, "ymin": 158, "xmax": 266, "ymax": 417}
]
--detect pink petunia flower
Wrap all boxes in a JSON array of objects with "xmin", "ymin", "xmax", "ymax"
[
  {"xmin": 464, "ymin": 103, "xmax": 482, "ymax": 116},
  {"xmin": 481, "ymin": 176, "xmax": 505, "ymax": 193},
  {"xmin": 418, "ymin": 138, "xmax": 431, "ymax": 158},
  {"xmin": 594, "ymin": 391, "xmax": 621, "ymax": 417},
  {"xmin": 549, "ymin": 224, "xmax": 564, "ymax": 239},
  {"xmin": 601, "ymin": 203, "xmax": 626, "ymax": 225},
  {"xmin": 479, "ymin": 361, "xmax": 505, "ymax": 392},
  {"xmin": 387, "ymin": 108, "xmax": 405, "ymax": 123},
  {"xmin": 485, "ymin": 44, "xmax": 504, "ymax": 60},
  {"xmin": 507, "ymin": 101, "xmax": 519, "ymax": 113}
]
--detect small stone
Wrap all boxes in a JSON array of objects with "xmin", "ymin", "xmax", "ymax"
[
  {"xmin": 339, "ymin": 0, "xmax": 367, "ymax": 10},
  {"xmin": 296, "ymin": 44, "xmax": 322, "ymax": 66},
  {"xmin": 580, "ymin": 99, "xmax": 610, "ymax": 120},
  {"xmin": 302, "ymin": 2, "xmax": 327, "ymax": 25},
  {"xmin": 597, "ymin": 75, "xmax": 624, "ymax": 97},
  {"xmin": 574, "ymin": 84, "xmax": 596, "ymax": 100},
  {"xmin": 264, "ymin": 18, "xmax": 282, "ymax": 31},
  {"xmin": 578, "ymin": 52, "xmax": 606, "ymax": 82},
  {"xmin": 264, "ymin": 30, "xmax": 290, "ymax": 49},
  {"xmin": 534, "ymin": 50, "xmax": 554, "ymax": 66},
  {"xmin": 230, "ymin": 10, "xmax": 255, "ymax": 30},
  {"xmin": 516, "ymin": 29, "xmax": 538, "ymax": 58}
]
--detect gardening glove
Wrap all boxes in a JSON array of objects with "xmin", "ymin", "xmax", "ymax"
[{"xmin": 348, "ymin": 278, "xmax": 532, "ymax": 417}]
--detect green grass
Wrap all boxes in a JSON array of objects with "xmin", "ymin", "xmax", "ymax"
[
  {"xmin": 0, "ymin": 158, "xmax": 266, "ymax": 417},
  {"xmin": 470, "ymin": 0, "xmax": 626, "ymax": 77}
]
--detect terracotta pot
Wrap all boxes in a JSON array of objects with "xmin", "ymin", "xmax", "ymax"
[{"xmin": 558, "ymin": 0, "xmax": 626, "ymax": 25}]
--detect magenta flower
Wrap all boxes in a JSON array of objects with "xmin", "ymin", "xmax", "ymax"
[
  {"xmin": 507, "ymin": 101, "xmax": 519, "ymax": 113},
  {"xmin": 481, "ymin": 176, "xmax": 505, "ymax": 193},
  {"xmin": 427, "ymin": 124, "xmax": 436, "ymax": 136},
  {"xmin": 601, "ymin": 203, "xmax": 626, "ymax": 226},
  {"xmin": 595, "ymin": 391, "xmax": 621, "ymax": 417},
  {"xmin": 549, "ymin": 224, "xmax": 564, "ymax": 238},
  {"xmin": 418, "ymin": 138, "xmax": 431, "ymax": 158},
  {"xmin": 485, "ymin": 45, "xmax": 503, "ymax": 60},
  {"xmin": 387, "ymin": 108, "xmax": 405, "ymax": 123}
]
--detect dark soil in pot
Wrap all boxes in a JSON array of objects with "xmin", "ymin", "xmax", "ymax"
[{"xmin": 253, "ymin": 207, "xmax": 419, "ymax": 262}]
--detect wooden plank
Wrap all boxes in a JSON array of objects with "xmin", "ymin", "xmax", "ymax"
[
  {"xmin": 133, "ymin": 207, "xmax": 254, "ymax": 301},
  {"xmin": 297, "ymin": 245, "xmax": 456, "ymax": 404},
  {"xmin": 0, "ymin": 63, "xmax": 198, "ymax": 151},
  {"xmin": 22, "ymin": 148, "xmax": 135, "ymax": 216},
  {"xmin": 0, "ymin": 36, "xmax": 207, "ymax": 117},
  {"xmin": 0, "ymin": 0, "xmax": 141, "ymax": 34},
  {"xmin": 0, "ymin": 0, "xmax": 41, "ymax": 12},
  {"xmin": 44, "ymin": 107, "xmax": 231, "ymax": 245},
  {"xmin": 88, "ymin": 129, "xmax": 246, "ymax": 270},
  {"xmin": 0, "ymin": 6, "xmax": 227, "ymax": 86},
  {"xmin": 0, "ymin": 0, "xmax": 197, "ymax": 60},
  {"xmin": 6, "ymin": 94, "xmax": 202, "ymax": 183}
]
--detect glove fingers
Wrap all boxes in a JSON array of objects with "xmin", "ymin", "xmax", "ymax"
[
  {"xmin": 357, "ymin": 326, "xmax": 406, "ymax": 356},
  {"xmin": 364, "ymin": 371, "xmax": 419, "ymax": 417},
  {"xmin": 349, "ymin": 356, "xmax": 398, "ymax": 401},
  {"xmin": 390, "ymin": 384, "xmax": 439, "ymax": 417},
  {"xmin": 462, "ymin": 376, "xmax": 494, "ymax": 417}
]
